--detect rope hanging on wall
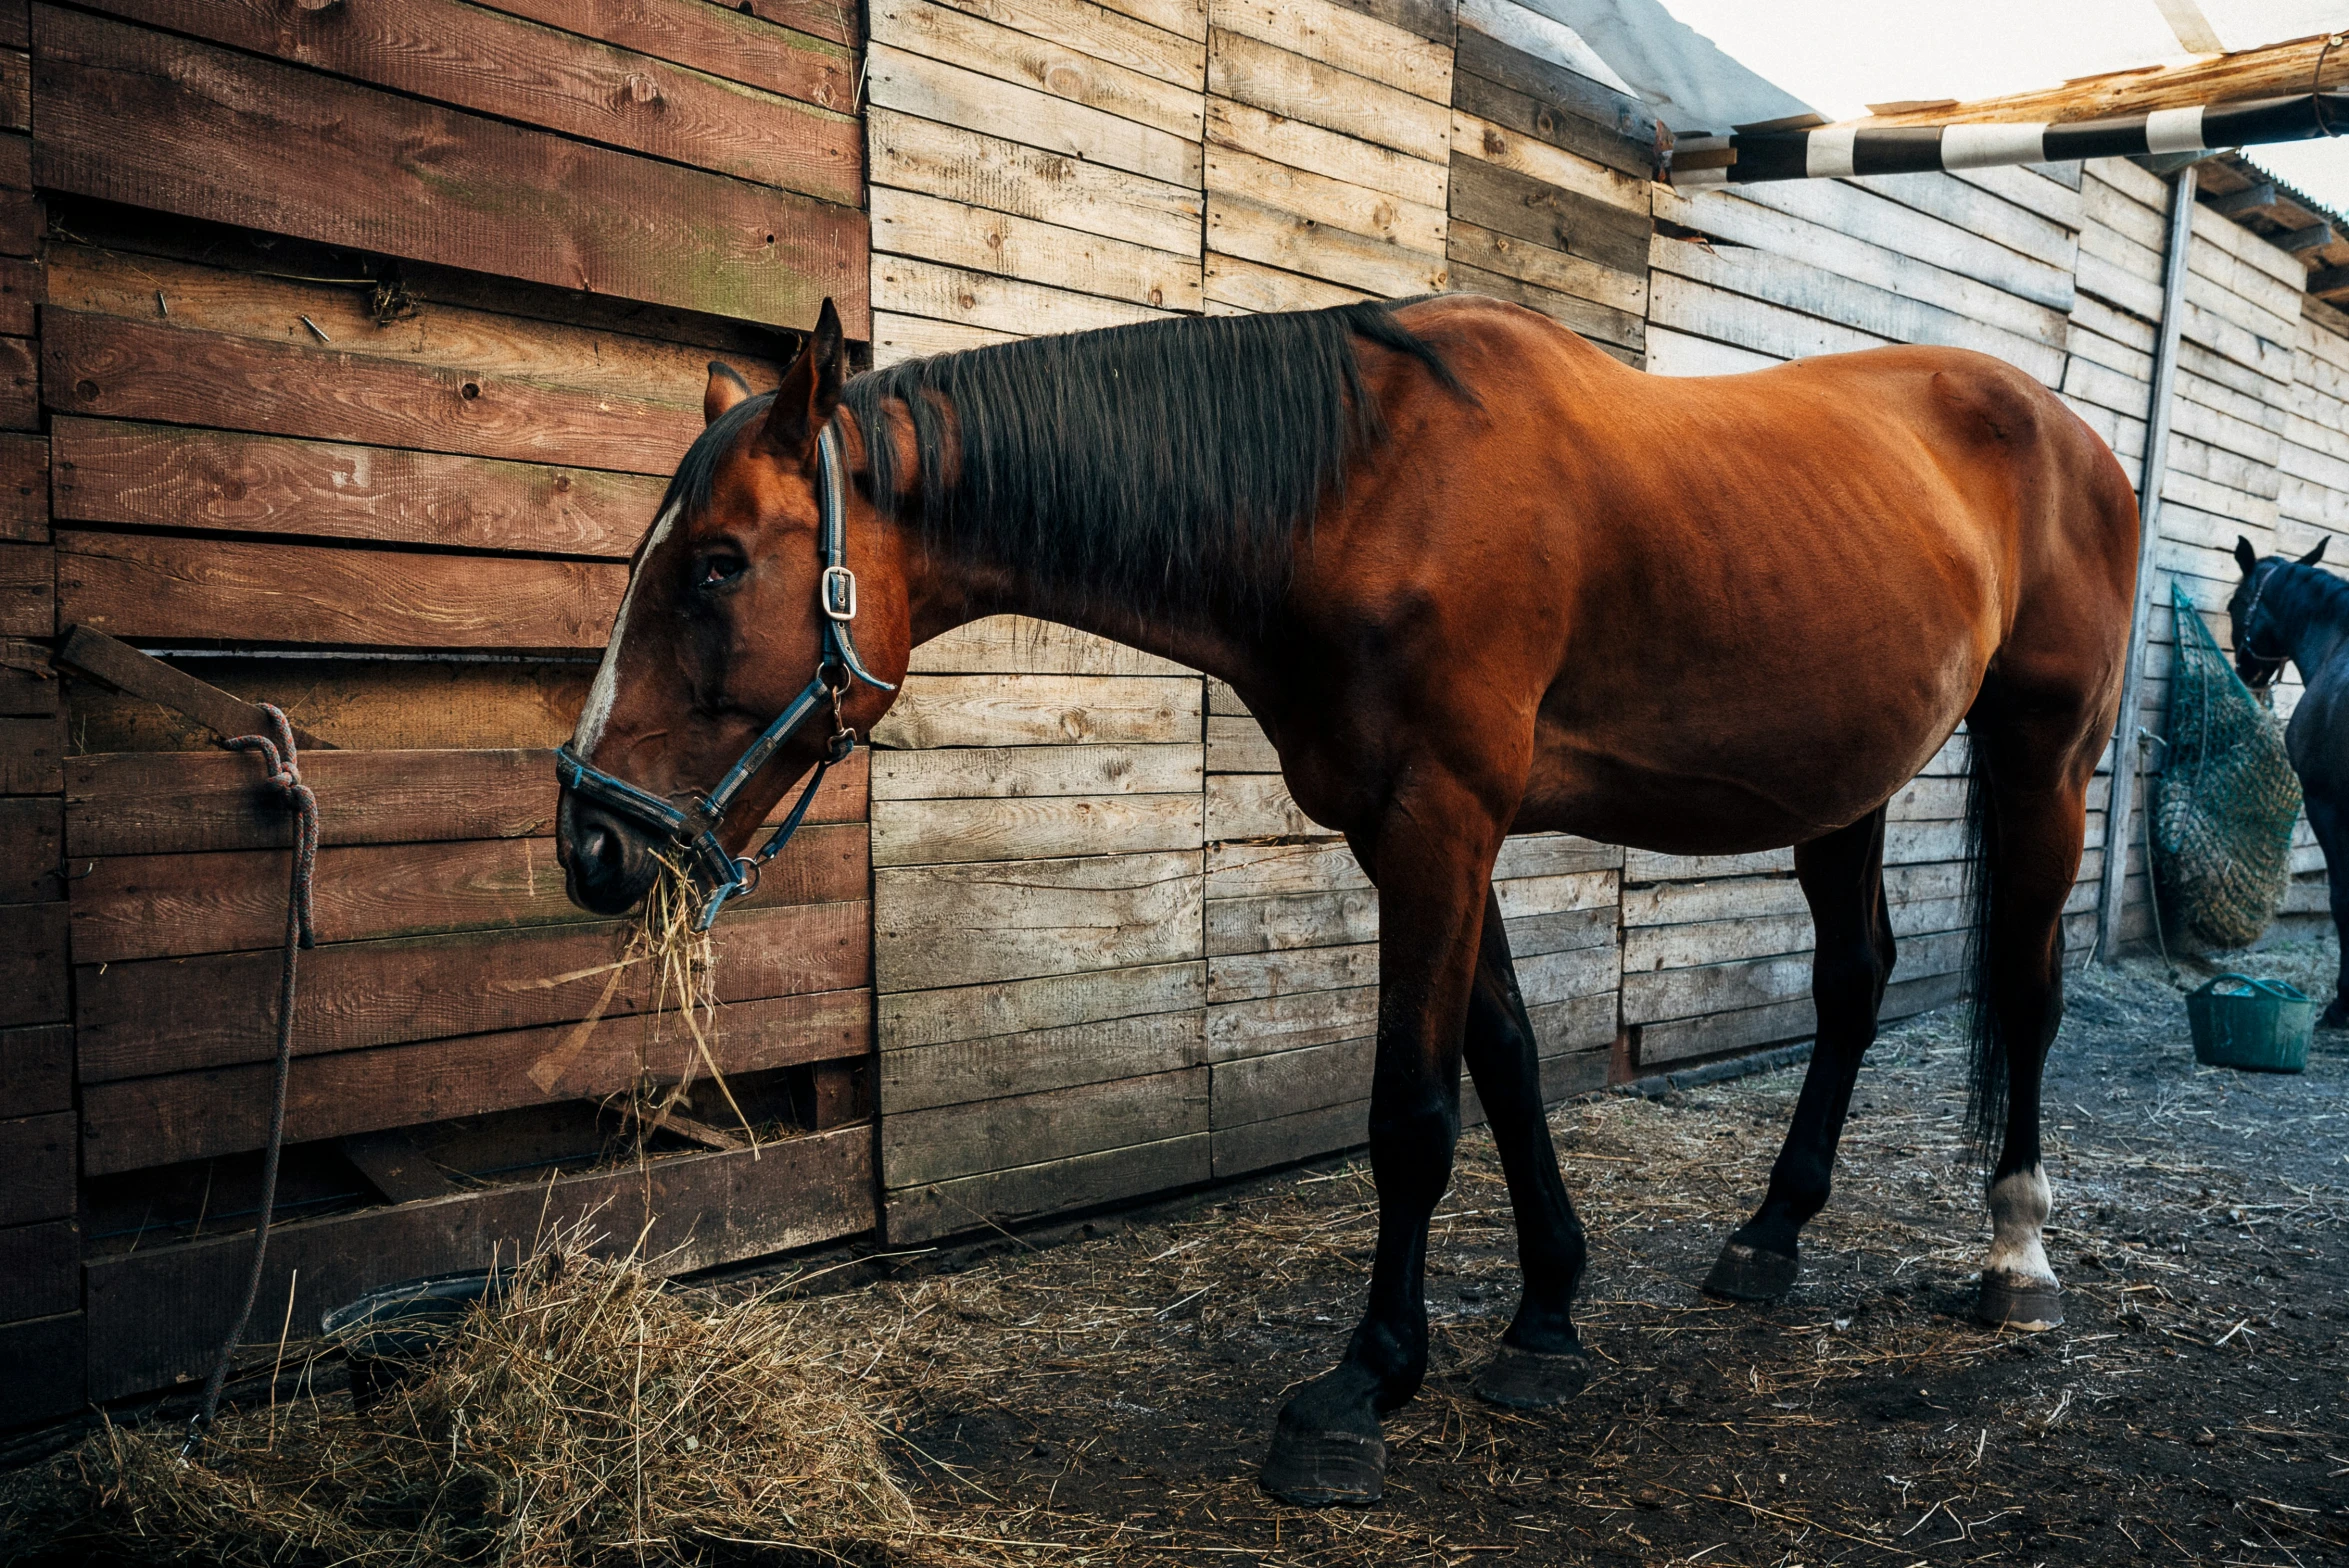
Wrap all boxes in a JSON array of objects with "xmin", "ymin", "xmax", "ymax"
[{"xmin": 2153, "ymin": 583, "xmax": 2302, "ymax": 949}]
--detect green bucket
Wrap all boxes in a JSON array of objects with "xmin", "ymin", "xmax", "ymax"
[{"xmin": 2184, "ymin": 974, "xmax": 2312, "ymax": 1073}]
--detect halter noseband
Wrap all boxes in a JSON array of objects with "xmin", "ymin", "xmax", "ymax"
[
  {"xmin": 2236, "ymin": 561, "xmax": 2291, "ymax": 686},
  {"xmin": 556, "ymin": 422, "xmax": 896, "ymax": 930}
]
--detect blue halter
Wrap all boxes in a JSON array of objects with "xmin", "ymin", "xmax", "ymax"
[{"xmin": 556, "ymin": 422, "xmax": 895, "ymax": 930}]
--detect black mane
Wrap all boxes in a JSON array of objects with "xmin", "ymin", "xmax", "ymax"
[
  {"xmin": 837, "ymin": 300, "xmax": 1466, "ymax": 615},
  {"xmin": 2261, "ymin": 560, "xmax": 2349, "ymax": 635}
]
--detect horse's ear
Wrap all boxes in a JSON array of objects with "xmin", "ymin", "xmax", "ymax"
[
  {"xmin": 2300, "ymin": 537, "xmax": 2330, "ymax": 568},
  {"xmin": 704, "ymin": 361, "xmax": 754, "ymax": 426},
  {"xmin": 2235, "ymin": 535, "xmax": 2261, "ymax": 577},
  {"xmin": 762, "ymin": 298, "xmax": 847, "ymax": 465}
]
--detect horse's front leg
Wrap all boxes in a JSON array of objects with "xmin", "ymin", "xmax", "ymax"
[{"xmin": 1259, "ymin": 774, "xmax": 1503, "ymax": 1507}]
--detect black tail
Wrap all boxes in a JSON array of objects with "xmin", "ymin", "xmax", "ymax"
[{"xmin": 1960, "ymin": 729, "xmax": 2005, "ymax": 1154}]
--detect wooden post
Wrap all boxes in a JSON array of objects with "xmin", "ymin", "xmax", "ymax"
[{"xmin": 2097, "ymin": 163, "xmax": 2199, "ymax": 962}]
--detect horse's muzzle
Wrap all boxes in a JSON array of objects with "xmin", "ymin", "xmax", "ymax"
[{"xmin": 557, "ymin": 789, "xmax": 661, "ymax": 914}]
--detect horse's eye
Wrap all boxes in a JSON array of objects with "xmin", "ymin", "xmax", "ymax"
[{"xmin": 697, "ymin": 554, "xmax": 745, "ymax": 589}]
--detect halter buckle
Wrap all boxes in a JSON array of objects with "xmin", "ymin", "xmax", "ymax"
[{"xmin": 820, "ymin": 565, "xmax": 857, "ymax": 622}]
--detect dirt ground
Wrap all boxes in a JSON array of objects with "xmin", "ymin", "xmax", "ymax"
[{"xmin": 737, "ymin": 945, "xmax": 2349, "ymax": 1568}]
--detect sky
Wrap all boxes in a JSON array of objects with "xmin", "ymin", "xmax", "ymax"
[{"xmin": 1653, "ymin": 0, "xmax": 2349, "ymax": 213}]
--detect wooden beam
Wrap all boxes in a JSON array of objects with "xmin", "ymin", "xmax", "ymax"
[
  {"xmin": 2308, "ymin": 263, "xmax": 2349, "ymax": 297},
  {"xmin": 2208, "ymin": 181, "xmax": 2277, "ymax": 217},
  {"xmin": 337, "ymin": 1128, "xmax": 458, "ymax": 1203},
  {"xmin": 2278, "ymin": 222, "xmax": 2336, "ymax": 253},
  {"xmin": 57, "ymin": 625, "xmax": 335, "ymax": 750}
]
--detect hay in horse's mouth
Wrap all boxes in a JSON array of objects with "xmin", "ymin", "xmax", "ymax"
[{"xmin": 13, "ymin": 1233, "xmax": 1002, "ymax": 1566}]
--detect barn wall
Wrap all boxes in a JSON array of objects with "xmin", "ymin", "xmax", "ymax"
[{"xmin": 4, "ymin": 0, "xmax": 877, "ymax": 1423}]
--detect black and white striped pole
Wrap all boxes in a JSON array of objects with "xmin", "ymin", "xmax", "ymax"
[{"xmin": 1672, "ymin": 91, "xmax": 2345, "ymax": 185}]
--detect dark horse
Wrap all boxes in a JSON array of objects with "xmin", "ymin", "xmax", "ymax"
[
  {"xmin": 2230, "ymin": 534, "xmax": 2348, "ymax": 1023},
  {"xmin": 558, "ymin": 296, "xmax": 2136, "ymax": 1505}
]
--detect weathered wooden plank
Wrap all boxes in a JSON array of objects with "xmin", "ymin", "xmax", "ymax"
[
  {"xmin": 1213, "ymin": 0, "xmax": 1449, "ymax": 104},
  {"xmin": 0, "ymin": 1313, "xmax": 82, "ymax": 1425},
  {"xmin": 1207, "ymin": 981, "xmax": 1375, "ymax": 1060},
  {"xmin": 871, "ymin": 0, "xmax": 1202, "ymax": 141},
  {"xmin": 1450, "ymin": 107, "xmax": 1646, "ymax": 216},
  {"xmin": 0, "ymin": 1218, "xmax": 76, "ymax": 1323},
  {"xmin": 71, "ymin": 821, "xmax": 866, "ymax": 963},
  {"xmin": 1211, "ymin": 1094, "xmax": 1359, "ymax": 1176},
  {"xmin": 0, "ymin": 333, "xmax": 35, "ymax": 429},
  {"xmin": 1448, "ymin": 217, "xmax": 1645, "ymax": 317},
  {"xmin": 1448, "ymin": 153, "xmax": 1650, "ymax": 279},
  {"xmin": 1203, "ymin": 253, "xmax": 1372, "ymax": 313},
  {"xmin": 68, "ymin": 744, "xmax": 862, "ymax": 855},
  {"xmin": 876, "ymin": 849, "xmax": 1202, "ymax": 990},
  {"xmin": 74, "ymin": 0, "xmax": 861, "ymax": 206},
  {"xmin": 1207, "ymin": 939, "xmax": 1376, "ymax": 1004},
  {"xmin": 1646, "ymin": 272, "xmax": 1890, "ymax": 363},
  {"xmin": 0, "ymin": 536, "xmax": 45, "ymax": 635},
  {"xmin": 76, "ymin": 899, "xmax": 870, "ymax": 1080},
  {"xmin": 1623, "ymin": 930, "xmax": 1966, "ymax": 1025},
  {"xmin": 874, "ymin": 740, "xmax": 1199, "ymax": 800},
  {"xmin": 923, "ymin": 0, "xmax": 1202, "ymax": 88},
  {"xmin": 1207, "ymin": 26, "xmax": 1448, "ymax": 163},
  {"xmin": 1206, "ymin": 837, "xmax": 1366, "ymax": 896},
  {"xmin": 0, "ymin": 429, "xmax": 45, "ymax": 542},
  {"xmin": 1208, "ymin": 188, "xmax": 1448, "ymax": 299},
  {"xmin": 910, "ymin": 615, "xmax": 1192, "ymax": 676},
  {"xmin": 0, "ymin": 792, "xmax": 56, "ymax": 901},
  {"xmin": 1209, "ymin": 96, "xmax": 1446, "ymax": 210},
  {"xmin": 868, "ymin": 108, "xmax": 1202, "ymax": 256},
  {"xmin": 0, "ymin": 134, "xmax": 31, "ymax": 257},
  {"xmin": 1205, "ymin": 769, "xmax": 1339, "ymax": 840},
  {"xmin": 868, "ymin": 42, "xmax": 1202, "ymax": 188},
  {"xmin": 871, "ymin": 187, "xmax": 1201, "ymax": 312},
  {"xmin": 871, "ymin": 672, "xmax": 1201, "ymax": 748},
  {"xmin": 885, "ymin": 1130, "xmax": 1209, "ymax": 1242},
  {"xmin": 1207, "ymin": 713, "xmax": 1279, "ymax": 772},
  {"xmin": 881, "ymin": 957, "xmax": 1203, "ymax": 1049},
  {"xmin": 55, "ymin": 529, "xmax": 625, "ymax": 651},
  {"xmin": 872, "ymin": 311, "xmax": 1017, "ymax": 366},
  {"xmin": 43, "ymin": 310, "xmax": 702, "ymax": 475},
  {"xmin": 1207, "ymin": 885, "xmax": 1377, "ymax": 956},
  {"xmin": 0, "ymin": 712, "xmax": 61, "ymax": 792},
  {"xmin": 1447, "ymin": 259, "xmax": 1642, "ymax": 352},
  {"xmin": 1495, "ymin": 868, "xmax": 1615, "ymax": 919},
  {"xmin": 1495, "ymin": 834, "xmax": 1623, "ymax": 877},
  {"xmin": 1449, "ymin": 31, "xmax": 1654, "ymax": 181},
  {"xmin": 1505, "ymin": 903, "xmax": 1613, "ymax": 959},
  {"xmin": 880, "ymin": 1006, "xmax": 1201, "ymax": 1111},
  {"xmin": 84, "ymin": 1124, "xmax": 873, "ymax": 1402},
  {"xmin": 80, "ymin": 987, "xmax": 870, "ymax": 1175},
  {"xmin": 1208, "ymin": 143, "xmax": 1447, "ymax": 254},
  {"xmin": 1644, "ymin": 324, "xmax": 1778, "ymax": 377},
  {"xmin": 33, "ymin": 8, "xmax": 866, "ymax": 330},
  {"xmin": 1637, "ymin": 968, "xmax": 1965, "ymax": 1068},
  {"xmin": 1516, "ymin": 940, "xmax": 1614, "ymax": 1006},
  {"xmin": 0, "ymin": 1022, "xmax": 69, "ymax": 1114},
  {"xmin": 1212, "ymin": 1034, "xmax": 1369, "ymax": 1126},
  {"xmin": 53, "ymin": 420, "xmax": 658, "ymax": 559},
  {"xmin": 882, "ymin": 1063, "xmax": 1207, "ymax": 1186},
  {"xmin": 0, "ymin": 1111, "xmax": 71, "ymax": 1225},
  {"xmin": 873, "ymin": 254, "xmax": 1170, "ymax": 337},
  {"xmin": 874, "ymin": 790, "xmax": 1200, "ymax": 865},
  {"xmin": 475, "ymin": 0, "xmax": 857, "ymax": 81},
  {"xmin": 0, "ymin": 901, "xmax": 64, "ymax": 1026}
]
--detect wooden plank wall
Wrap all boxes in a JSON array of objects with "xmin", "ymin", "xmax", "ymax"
[
  {"xmin": 863, "ymin": 0, "xmax": 1650, "ymax": 1241},
  {"xmin": 5, "ymin": 0, "xmax": 878, "ymax": 1421}
]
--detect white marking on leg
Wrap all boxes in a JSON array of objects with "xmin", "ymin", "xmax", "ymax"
[
  {"xmin": 1983, "ymin": 1163, "xmax": 2057, "ymax": 1286},
  {"xmin": 573, "ymin": 502, "xmax": 678, "ymax": 755}
]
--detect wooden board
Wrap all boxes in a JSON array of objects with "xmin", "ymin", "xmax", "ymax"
[
  {"xmin": 1208, "ymin": 143, "xmax": 1446, "ymax": 255},
  {"xmin": 75, "ymin": 898, "xmax": 871, "ymax": 1079},
  {"xmin": 1211, "ymin": 96, "xmax": 1446, "ymax": 210},
  {"xmin": 873, "ymin": 254, "xmax": 1170, "ymax": 337},
  {"xmin": 56, "ymin": 528, "xmax": 626, "ymax": 651},
  {"xmin": 875, "ymin": 849, "xmax": 1203, "ymax": 990},
  {"xmin": 0, "ymin": 1021, "xmax": 69, "ymax": 1114},
  {"xmin": 868, "ymin": 41, "xmax": 1202, "ymax": 188},
  {"xmin": 881, "ymin": 1006, "xmax": 1201, "ymax": 1111},
  {"xmin": 870, "ymin": 0, "xmax": 1203, "ymax": 141},
  {"xmin": 880, "ymin": 1063, "xmax": 1208, "ymax": 1186},
  {"xmin": 0, "ymin": 900, "xmax": 64, "ymax": 1026},
  {"xmin": 1207, "ymin": 26, "xmax": 1448, "ymax": 164},
  {"xmin": 0, "ymin": 429, "xmax": 46, "ymax": 542},
  {"xmin": 883, "ymin": 957, "xmax": 1203, "ymax": 1048},
  {"xmin": 873, "ymin": 740, "xmax": 1199, "ymax": 799},
  {"xmin": 1207, "ymin": 188, "xmax": 1448, "ymax": 299},
  {"xmin": 53, "ymin": 419, "xmax": 659, "ymax": 558},
  {"xmin": 1448, "ymin": 33, "xmax": 1653, "ymax": 182},
  {"xmin": 33, "ymin": 9, "xmax": 866, "ymax": 331},
  {"xmin": 871, "ymin": 672, "xmax": 1201, "ymax": 748},
  {"xmin": 80, "ymin": 987, "xmax": 870, "ymax": 1174},
  {"xmin": 885, "ymin": 1129, "xmax": 1209, "ymax": 1242},
  {"xmin": 868, "ymin": 107, "xmax": 1203, "ymax": 257},
  {"xmin": 870, "ymin": 187, "xmax": 1201, "ymax": 313},
  {"xmin": 0, "ymin": 1217, "xmax": 77, "ymax": 1322},
  {"xmin": 73, "ymin": 0, "xmax": 861, "ymax": 206},
  {"xmin": 0, "ymin": 1312, "xmax": 83, "ymax": 1425},
  {"xmin": 1448, "ymin": 152, "xmax": 1648, "ymax": 278},
  {"xmin": 0, "ymin": 1111, "xmax": 72, "ymax": 1225},
  {"xmin": 83, "ymin": 1123, "xmax": 874, "ymax": 1401},
  {"xmin": 0, "ymin": 791, "xmax": 55, "ymax": 901},
  {"xmin": 476, "ymin": 0, "xmax": 859, "ymax": 79},
  {"xmin": 875, "ymin": 790, "xmax": 1201, "ymax": 865},
  {"xmin": 1214, "ymin": 0, "xmax": 1449, "ymax": 103}
]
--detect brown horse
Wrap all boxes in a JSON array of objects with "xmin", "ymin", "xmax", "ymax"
[{"xmin": 557, "ymin": 295, "xmax": 2137, "ymax": 1506}]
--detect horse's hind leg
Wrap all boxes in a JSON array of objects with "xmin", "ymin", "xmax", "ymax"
[
  {"xmin": 1705, "ymin": 806, "xmax": 1894, "ymax": 1301},
  {"xmin": 2304, "ymin": 794, "xmax": 2349, "ymax": 1027},
  {"xmin": 1461, "ymin": 886, "xmax": 1593, "ymax": 1408}
]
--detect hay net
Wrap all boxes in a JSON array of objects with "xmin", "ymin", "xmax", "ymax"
[{"xmin": 2153, "ymin": 582, "xmax": 2303, "ymax": 948}]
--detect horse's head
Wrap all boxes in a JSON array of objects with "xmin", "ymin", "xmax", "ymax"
[
  {"xmin": 2228, "ymin": 533, "xmax": 2326, "ymax": 691},
  {"xmin": 557, "ymin": 301, "xmax": 910, "ymax": 917}
]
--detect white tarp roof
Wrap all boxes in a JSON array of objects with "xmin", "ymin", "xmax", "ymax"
[{"xmin": 1516, "ymin": 0, "xmax": 1815, "ymax": 135}]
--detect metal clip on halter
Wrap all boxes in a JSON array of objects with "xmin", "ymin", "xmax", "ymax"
[{"xmin": 556, "ymin": 422, "xmax": 895, "ymax": 931}]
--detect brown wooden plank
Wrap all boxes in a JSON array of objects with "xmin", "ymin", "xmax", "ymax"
[
  {"xmin": 0, "ymin": 7, "xmax": 26, "ymax": 50},
  {"xmin": 0, "ymin": 429, "xmax": 46, "ymax": 541},
  {"xmin": 68, "ymin": 744, "xmax": 868, "ymax": 856},
  {"xmin": 0, "ymin": 132, "xmax": 30, "ymax": 256},
  {"xmin": 0, "ymin": 1021, "xmax": 69, "ymax": 1113},
  {"xmin": 881, "ymin": 1065, "xmax": 1208, "ymax": 1188},
  {"xmin": 474, "ymin": 0, "xmax": 858, "ymax": 83},
  {"xmin": 0, "ymin": 536, "xmax": 45, "ymax": 635},
  {"xmin": 883, "ymin": 1130, "xmax": 1207, "ymax": 1243},
  {"xmin": 0, "ymin": 708, "xmax": 60, "ymax": 791},
  {"xmin": 42, "ymin": 309, "xmax": 702, "ymax": 475},
  {"xmin": 1446, "ymin": 153, "xmax": 1650, "ymax": 278},
  {"xmin": 1325, "ymin": 0, "xmax": 1450, "ymax": 45},
  {"xmin": 0, "ymin": 653, "xmax": 53, "ymax": 718},
  {"xmin": 1450, "ymin": 56, "xmax": 1654, "ymax": 183},
  {"xmin": 81, "ymin": 987, "xmax": 871, "ymax": 1174},
  {"xmin": 0, "ymin": 333, "xmax": 32, "ymax": 428},
  {"xmin": 58, "ymin": 624, "xmax": 333, "ymax": 751},
  {"xmin": 0, "ymin": 1312, "xmax": 83, "ymax": 1425},
  {"xmin": 76, "ymin": 898, "xmax": 871, "ymax": 1080},
  {"xmin": 53, "ymin": 419, "xmax": 660, "ymax": 559},
  {"xmin": 0, "ymin": 46, "xmax": 24, "ymax": 130},
  {"xmin": 56, "ymin": 529, "xmax": 627, "ymax": 652},
  {"xmin": 0, "ymin": 1218, "xmax": 77, "ymax": 1322},
  {"xmin": 0, "ymin": 1111, "xmax": 72, "ymax": 1225},
  {"xmin": 0, "ymin": 792, "xmax": 56, "ymax": 900},
  {"xmin": 32, "ymin": 8, "xmax": 867, "ymax": 331},
  {"xmin": 75, "ymin": 0, "xmax": 860, "ymax": 207},
  {"xmin": 0, "ymin": 900, "xmax": 63, "ymax": 1026},
  {"xmin": 1451, "ymin": 28, "xmax": 1655, "ymax": 173},
  {"xmin": 338, "ymin": 1129, "xmax": 458, "ymax": 1204},
  {"xmin": 70, "ymin": 820, "xmax": 868, "ymax": 963},
  {"xmin": 0, "ymin": 255, "xmax": 38, "ymax": 337},
  {"xmin": 84, "ymin": 1123, "xmax": 874, "ymax": 1402}
]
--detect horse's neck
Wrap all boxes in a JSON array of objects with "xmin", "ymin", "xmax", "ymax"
[{"xmin": 2275, "ymin": 568, "xmax": 2349, "ymax": 681}]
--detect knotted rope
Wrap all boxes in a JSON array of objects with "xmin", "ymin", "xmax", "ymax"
[{"xmin": 182, "ymin": 704, "xmax": 317, "ymax": 1460}]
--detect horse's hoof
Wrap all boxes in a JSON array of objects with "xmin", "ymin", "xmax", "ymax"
[
  {"xmin": 1975, "ymin": 1273, "xmax": 2063, "ymax": 1331},
  {"xmin": 1474, "ymin": 1343, "xmax": 1590, "ymax": 1409},
  {"xmin": 1703, "ymin": 1240, "xmax": 1799, "ymax": 1302},
  {"xmin": 1260, "ymin": 1424, "xmax": 1386, "ymax": 1507}
]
